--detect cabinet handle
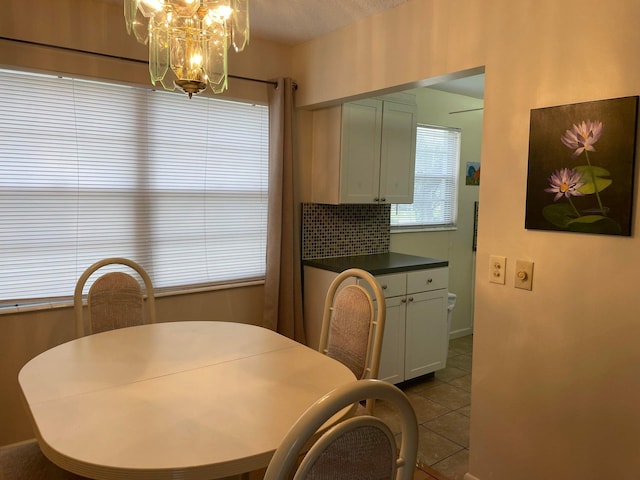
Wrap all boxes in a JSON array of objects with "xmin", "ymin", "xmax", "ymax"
[
  {"xmin": 427, "ymin": 278, "xmax": 433, "ymax": 284},
  {"xmin": 408, "ymin": 297, "xmax": 414, "ymax": 302},
  {"xmin": 381, "ymin": 285, "xmax": 388, "ymax": 290},
  {"xmin": 401, "ymin": 298, "xmax": 407, "ymax": 303},
  {"xmin": 373, "ymin": 197, "xmax": 379, "ymax": 202},
  {"xmin": 380, "ymin": 197, "xmax": 386, "ymax": 202}
]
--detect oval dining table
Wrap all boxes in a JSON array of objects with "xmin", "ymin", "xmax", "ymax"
[{"xmin": 18, "ymin": 321, "xmax": 357, "ymax": 480}]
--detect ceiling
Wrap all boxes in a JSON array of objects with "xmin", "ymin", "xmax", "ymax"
[
  {"xmin": 102, "ymin": 0, "xmax": 413, "ymax": 45},
  {"xmin": 249, "ymin": 0, "xmax": 412, "ymax": 46},
  {"xmin": 426, "ymin": 75, "xmax": 484, "ymax": 100},
  {"xmin": 102, "ymin": 0, "xmax": 484, "ymax": 98}
]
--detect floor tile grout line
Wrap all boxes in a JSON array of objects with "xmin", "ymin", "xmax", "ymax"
[
  {"xmin": 431, "ymin": 446, "xmax": 468, "ymax": 463},
  {"xmin": 404, "ymin": 335, "xmax": 473, "ymax": 480}
]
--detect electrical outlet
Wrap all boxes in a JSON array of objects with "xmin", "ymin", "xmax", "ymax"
[
  {"xmin": 489, "ymin": 255, "xmax": 506, "ymax": 285},
  {"xmin": 515, "ymin": 260, "xmax": 534, "ymax": 290}
]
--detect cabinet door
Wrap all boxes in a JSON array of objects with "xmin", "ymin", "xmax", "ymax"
[
  {"xmin": 377, "ymin": 295, "xmax": 406, "ymax": 384},
  {"xmin": 405, "ymin": 289, "xmax": 448, "ymax": 380},
  {"xmin": 378, "ymin": 101, "xmax": 417, "ymax": 204},
  {"xmin": 340, "ymin": 99, "xmax": 383, "ymax": 203}
]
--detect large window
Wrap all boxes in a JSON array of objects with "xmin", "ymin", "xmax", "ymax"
[
  {"xmin": 0, "ymin": 69, "xmax": 269, "ymax": 305},
  {"xmin": 390, "ymin": 124, "xmax": 460, "ymax": 229}
]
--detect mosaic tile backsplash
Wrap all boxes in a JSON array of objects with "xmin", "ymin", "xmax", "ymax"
[{"xmin": 302, "ymin": 203, "xmax": 391, "ymax": 259}]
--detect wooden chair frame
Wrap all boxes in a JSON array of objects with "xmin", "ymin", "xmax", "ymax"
[
  {"xmin": 74, "ymin": 257, "xmax": 156, "ymax": 337},
  {"xmin": 263, "ymin": 379, "xmax": 418, "ymax": 480},
  {"xmin": 318, "ymin": 268, "xmax": 387, "ymax": 381}
]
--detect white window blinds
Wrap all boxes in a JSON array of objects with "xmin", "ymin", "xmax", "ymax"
[
  {"xmin": 0, "ymin": 69, "xmax": 269, "ymax": 304},
  {"xmin": 391, "ymin": 124, "xmax": 460, "ymax": 229}
]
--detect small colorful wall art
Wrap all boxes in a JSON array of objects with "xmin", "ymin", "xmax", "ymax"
[
  {"xmin": 525, "ymin": 96, "xmax": 639, "ymax": 236},
  {"xmin": 466, "ymin": 162, "xmax": 481, "ymax": 185}
]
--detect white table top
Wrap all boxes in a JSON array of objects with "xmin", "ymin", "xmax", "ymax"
[{"xmin": 18, "ymin": 321, "xmax": 357, "ymax": 480}]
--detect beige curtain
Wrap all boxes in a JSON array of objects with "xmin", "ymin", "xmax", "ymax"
[{"xmin": 263, "ymin": 78, "xmax": 306, "ymax": 343}]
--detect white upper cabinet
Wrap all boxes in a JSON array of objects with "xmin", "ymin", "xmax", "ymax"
[
  {"xmin": 378, "ymin": 101, "xmax": 417, "ymax": 204},
  {"xmin": 311, "ymin": 94, "xmax": 417, "ymax": 204}
]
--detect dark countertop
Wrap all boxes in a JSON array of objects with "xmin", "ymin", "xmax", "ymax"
[{"xmin": 303, "ymin": 252, "xmax": 448, "ymax": 275}]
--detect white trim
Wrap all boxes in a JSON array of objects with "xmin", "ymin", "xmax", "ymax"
[
  {"xmin": 0, "ymin": 280, "xmax": 265, "ymax": 315},
  {"xmin": 450, "ymin": 326, "xmax": 474, "ymax": 340}
]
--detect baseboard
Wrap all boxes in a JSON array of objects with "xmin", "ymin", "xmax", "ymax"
[
  {"xmin": 464, "ymin": 473, "xmax": 480, "ymax": 480},
  {"xmin": 449, "ymin": 327, "xmax": 473, "ymax": 339},
  {"xmin": 0, "ymin": 438, "xmax": 38, "ymax": 451}
]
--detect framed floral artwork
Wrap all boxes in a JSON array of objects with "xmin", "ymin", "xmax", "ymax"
[{"xmin": 525, "ymin": 96, "xmax": 639, "ymax": 236}]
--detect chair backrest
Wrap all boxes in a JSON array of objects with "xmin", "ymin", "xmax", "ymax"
[
  {"xmin": 263, "ymin": 379, "xmax": 418, "ymax": 480},
  {"xmin": 74, "ymin": 257, "xmax": 156, "ymax": 337},
  {"xmin": 318, "ymin": 268, "xmax": 386, "ymax": 381}
]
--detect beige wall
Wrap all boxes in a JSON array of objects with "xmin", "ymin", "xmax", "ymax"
[
  {"xmin": 291, "ymin": 1, "xmax": 487, "ymax": 108},
  {"xmin": 392, "ymin": 87, "xmax": 483, "ymax": 339},
  {"xmin": 292, "ymin": 0, "xmax": 640, "ymax": 479}
]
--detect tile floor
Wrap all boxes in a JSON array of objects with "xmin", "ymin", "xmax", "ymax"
[
  {"xmin": 375, "ymin": 335, "xmax": 473, "ymax": 480},
  {"xmin": 246, "ymin": 335, "xmax": 473, "ymax": 480}
]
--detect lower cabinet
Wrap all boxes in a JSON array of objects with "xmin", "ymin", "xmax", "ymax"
[
  {"xmin": 377, "ymin": 294, "xmax": 406, "ymax": 384},
  {"xmin": 369, "ymin": 268, "xmax": 449, "ymax": 384},
  {"xmin": 302, "ymin": 265, "xmax": 449, "ymax": 385}
]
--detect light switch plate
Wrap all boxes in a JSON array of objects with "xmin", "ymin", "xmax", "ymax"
[
  {"xmin": 515, "ymin": 260, "xmax": 534, "ymax": 290},
  {"xmin": 489, "ymin": 255, "xmax": 506, "ymax": 285}
]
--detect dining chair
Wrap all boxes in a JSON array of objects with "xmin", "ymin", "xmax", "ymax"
[
  {"xmin": 263, "ymin": 378, "xmax": 418, "ymax": 480},
  {"xmin": 74, "ymin": 257, "xmax": 156, "ymax": 338},
  {"xmin": 0, "ymin": 439, "xmax": 89, "ymax": 479},
  {"xmin": 318, "ymin": 268, "xmax": 386, "ymax": 413}
]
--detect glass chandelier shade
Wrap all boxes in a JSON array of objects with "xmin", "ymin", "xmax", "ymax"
[{"xmin": 124, "ymin": 0, "xmax": 250, "ymax": 97}]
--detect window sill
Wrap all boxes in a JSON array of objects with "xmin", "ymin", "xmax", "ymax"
[
  {"xmin": 0, "ymin": 279, "xmax": 265, "ymax": 315},
  {"xmin": 391, "ymin": 225, "xmax": 457, "ymax": 234}
]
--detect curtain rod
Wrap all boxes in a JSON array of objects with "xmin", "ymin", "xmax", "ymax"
[{"xmin": 0, "ymin": 36, "xmax": 279, "ymax": 87}]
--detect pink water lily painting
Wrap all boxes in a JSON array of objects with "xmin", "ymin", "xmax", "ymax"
[{"xmin": 525, "ymin": 96, "xmax": 639, "ymax": 236}]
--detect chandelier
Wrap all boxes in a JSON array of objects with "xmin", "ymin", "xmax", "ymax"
[{"xmin": 124, "ymin": 0, "xmax": 250, "ymax": 98}]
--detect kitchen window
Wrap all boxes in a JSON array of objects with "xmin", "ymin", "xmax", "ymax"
[
  {"xmin": 0, "ymin": 68, "xmax": 269, "ymax": 305},
  {"xmin": 390, "ymin": 124, "xmax": 460, "ymax": 230}
]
